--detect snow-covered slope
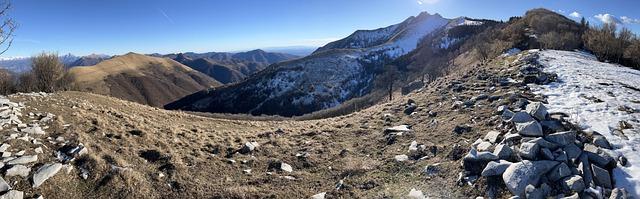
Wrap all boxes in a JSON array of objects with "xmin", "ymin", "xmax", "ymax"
[
  {"xmin": 167, "ymin": 12, "xmax": 462, "ymax": 116},
  {"xmin": 530, "ymin": 50, "xmax": 640, "ymax": 197}
]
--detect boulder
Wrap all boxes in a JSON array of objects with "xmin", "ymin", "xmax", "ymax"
[
  {"xmin": 493, "ymin": 144, "xmax": 513, "ymax": 160},
  {"xmin": 547, "ymin": 162, "xmax": 571, "ymax": 182},
  {"xmin": 464, "ymin": 149, "xmax": 498, "ymax": 174},
  {"xmin": 544, "ymin": 131, "xmax": 576, "ymax": 146},
  {"xmin": 5, "ymin": 165, "xmax": 31, "ymax": 177},
  {"xmin": 525, "ymin": 184, "xmax": 546, "ymax": 199},
  {"xmin": 510, "ymin": 112, "xmax": 535, "ymax": 123},
  {"xmin": 481, "ymin": 160, "xmax": 512, "ymax": 176},
  {"xmin": 564, "ymin": 144, "xmax": 582, "ymax": 161},
  {"xmin": 562, "ymin": 175, "xmax": 586, "ymax": 193},
  {"xmin": 529, "ymin": 137, "xmax": 559, "ymax": 150},
  {"xmin": 404, "ymin": 103, "xmax": 417, "ymax": 115},
  {"xmin": 0, "ymin": 190, "xmax": 22, "ymax": 199},
  {"xmin": 7, "ymin": 155, "xmax": 37, "ymax": 165},
  {"xmin": 518, "ymin": 142, "xmax": 539, "ymax": 160},
  {"xmin": 501, "ymin": 109, "xmax": 515, "ymax": 121},
  {"xmin": 540, "ymin": 120, "xmax": 566, "ymax": 133},
  {"xmin": 592, "ymin": 135, "xmax": 612, "ymax": 149},
  {"xmin": 32, "ymin": 163, "xmax": 63, "ymax": 187},
  {"xmin": 584, "ymin": 144, "xmax": 615, "ymax": 168},
  {"xmin": 577, "ymin": 154, "xmax": 594, "ymax": 187},
  {"xmin": 516, "ymin": 121, "xmax": 543, "ymax": 137},
  {"xmin": 591, "ymin": 164, "xmax": 612, "ymax": 189},
  {"xmin": 484, "ymin": 131, "xmax": 502, "ymax": 144},
  {"xmin": 561, "ymin": 193, "xmax": 580, "ymax": 199},
  {"xmin": 497, "ymin": 105, "xmax": 508, "ymax": 115},
  {"xmin": 502, "ymin": 160, "xmax": 559, "ymax": 196},
  {"xmin": 526, "ymin": 102, "xmax": 548, "ymax": 121}
]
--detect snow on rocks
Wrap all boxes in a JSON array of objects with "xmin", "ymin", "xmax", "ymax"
[
  {"xmin": 529, "ymin": 50, "xmax": 640, "ymax": 197},
  {"xmin": 458, "ymin": 50, "xmax": 632, "ymax": 198}
]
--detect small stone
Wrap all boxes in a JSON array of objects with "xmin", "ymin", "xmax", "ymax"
[
  {"xmin": 516, "ymin": 121, "xmax": 543, "ymax": 137},
  {"xmin": 510, "ymin": 112, "xmax": 535, "ymax": 123},
  {"xmin": 385, "ymin": 125, "xmax": 412, "ymax": 133},
  {"xmin": 525, "ymin": 184, "xmax": 545, "ymax": 199},
  {"xmin": 280, "ymin": 162, "xmax": 293, "ymax": 173},
  {"xmin": 503, "ymin": 133, "xmax": 522, "ymax": 144},
  {"xmin": 15, "ymin": 150, "xmax": 24, "ymax": 156},
  {"xmin": 540, "ymin": 120, "xmax": 566, "ymax": 132},
  {"xmin": 463, "ymin": 149, "xmax": 498, "ymax": 174},
  {"xmin": 0, "ymin": 144, "xmax": 9, "ymax": 152},
  {"xmin": 311, "ymin": 192, "xmax": 326, "ymax": 199},
  {"xmin": 591, "ymin": 164, "xmax": 612, "ymax": 189},
  {"xmin": 562, "ymin": 175, "xmax": 586, "ymax": 193},
  {"xmin": 35, "ymin": 147, "xmax": 43, "ymax": 154},
  {"xmin": 407, "ymin": 188, "xmax": 426, "ymax": 199},
  {"xmin": 481, "ymin": 160, "xmax": 512, "ymax": 176},
  {"xmin": 5, "ymin": 165, "xmax": 31, "ymax": 177},
  {"xmin": 239, "ymin": 142, "xmax": 259, "ymax": 154},
  {"xmin": 423, "ymin": 163, "xmax": 440, "ymax": 176},
  {"xmin": 564, "ymin": 144, "xmax": 582, "ymax": 161},
  {"xmin": 502, "ymin": 109, "xmax": 515, "ymax": 121},
  {"xmin": 484, "ymin": 131, "xmax": 502, "ymax": 143},
  {"xmin": 32, "ymin": 163, "xmax": 63, "ymax": 187},
  {"xmin": 395, "ymin": 154, "xmax": 409, "ymax": 162}
]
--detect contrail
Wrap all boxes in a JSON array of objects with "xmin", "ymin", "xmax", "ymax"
[{"xmin": 158, "ymin": 8, "xmax": 174, "ymax": 24}]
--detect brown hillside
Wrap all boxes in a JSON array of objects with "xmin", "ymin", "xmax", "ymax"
[{"xmin": 69, "ymin": 53, "xmax": 221, "ymax": 107}]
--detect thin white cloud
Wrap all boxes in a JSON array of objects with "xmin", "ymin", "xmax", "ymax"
[
  {"xmin": 621, "ymin": 16, "xmax": 640, "ymax": 24},
  {"xmin": 157, "ymin": 8, "xmax": 174, "ymax": 24},
  {"xmin": 569, "ymin": 12, "xmax": 582, "ymax": 18},
  {"xmin": 556, "ymin": 9, "xmax": 565, "ymax": 14},
  {"xmin": 595, "ymin": 13, "xmax": 622, "ymax": 25},
  {"xmin": 417, "ymin": 0, "xmax": 439, "ymax": 5}
]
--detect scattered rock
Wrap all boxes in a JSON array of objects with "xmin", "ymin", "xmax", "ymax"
[
  {"xmin": 493, "ymin": 144, "xmax": 513, "ymax": 160},
  {"xmin": 423, "ymin": 163, "xmax": 440, "ymax": 176},
  {"xmin": 239, "ymin": 142, "xmax": 259, "ymax": 154},
  {"xmin": 547, "ymin": 162, "xmax": 571, "ymax": 182},
  {"xmin": 484, "ymin": 131, "xmax": 502, "ymax": 144}
]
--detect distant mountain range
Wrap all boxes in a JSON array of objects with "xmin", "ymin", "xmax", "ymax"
[
  {"xmin": 159, "ymin": 49, "xmax": 299, "ymax": 84},
  {"xmin": 0, "ymin": 54, "xmax": 82, "ymax": 73},
  {"xmin": 166, "ymin": 12, "xmax": 482, "ymax": 116}
]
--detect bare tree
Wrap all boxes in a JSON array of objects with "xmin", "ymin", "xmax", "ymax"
[
  {"xmin": 17, "ymin": 71, "xmax": 36, "ymax": 92},
  {"xmin": 32, "ymin": 52, "xmax": 65, "ymax": 92},
  {"xmin": 375, "ymin": 65, "xmax": 399, "ymax": 101},
  {"xmin": 0, "ymin": 0, "xmax": 16, "ymax": 56},
  {"xmin": 624, "ymin": 39, "xmax": 640, "ymax": 69}
]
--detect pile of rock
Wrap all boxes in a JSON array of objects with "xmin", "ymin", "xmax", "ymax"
[
  {"xmin": 516, "ymin": 53, "xmax": 557, "ymax": 85},
  {"xmin": 461, "ymin": 102, "xmax": 629, "ymax": 198},
  {"xmin": 0, "ymin": 94, "xmax": 86, "ymax": 199}
]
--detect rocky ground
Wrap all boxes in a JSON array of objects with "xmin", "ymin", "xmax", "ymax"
[{"xmin": 0, "ymin": 49, "xmax": 634, "ymax": 198}]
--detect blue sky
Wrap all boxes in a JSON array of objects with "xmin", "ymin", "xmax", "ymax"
[{"xmin": 3, "ymin": 0, "xmax": 640, "ymax": 57}]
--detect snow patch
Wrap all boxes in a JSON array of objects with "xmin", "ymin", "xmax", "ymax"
[{"xmin": 530, "ymin": 50, "xmax": 640, "ymax": 197}]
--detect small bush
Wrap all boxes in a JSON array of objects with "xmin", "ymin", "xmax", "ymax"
[{"xmin": 0, "ymin": 69, "xmax": 13, "ymax": 95}]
